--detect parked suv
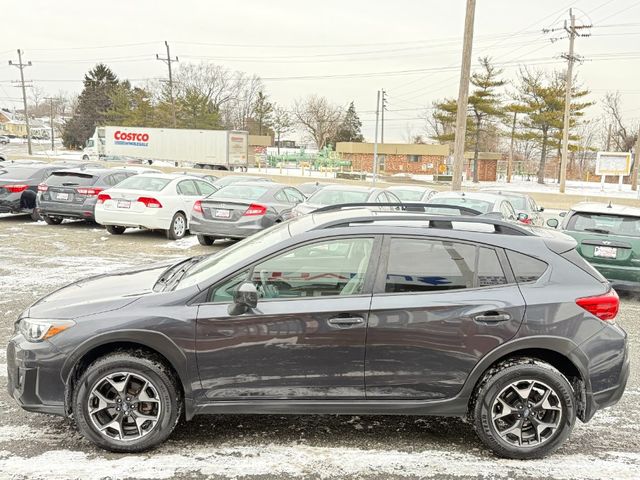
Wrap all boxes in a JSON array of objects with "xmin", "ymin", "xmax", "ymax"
[
  {"xmin": 7, "ymin": 209, "xmax": 628, "ymax": 458},
  {"xmin": 0, "ymin": 163, "xmax": 65, "ymax": 220},
  {"xmin": 37, "ymin": 168, "xmax": 138, "ymax": 224}
]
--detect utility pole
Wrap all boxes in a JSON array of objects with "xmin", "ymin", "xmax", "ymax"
[
  {"xmin": 451, "ymin": 0, "xmax": 476, "ymax": 191},
  {"xmin": 558, "ymin": 9, "xmax": 591, "ymax": 193},
  {"xmin": 156, "ymin": 41, "xmax": 178, "ymax": 128},
  {"xmin": 632, "ymin": 130, "xmax": 640, "ymax": 191},
  {"xmin": 8, "ymin": 50, "xmax": 33, "ymax": 155},
  {"xmin": 380, "ymin": 89, "xmax": 387, "ymax": 143},
  {"xmin": 44, "ymin": 97, "xmax": 55, "ymax": 151},
  {"xmin": 372, "ymin": 90, "xmax": 381, "ymax": 186}
]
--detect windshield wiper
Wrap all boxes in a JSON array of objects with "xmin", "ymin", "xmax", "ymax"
[
  {"xmin": 160, "ymin": 256, "xmax": 206, "ymax": 291},
  {"xmin": 154, "ymin": 257, "xmax": 195, "ymax": 291},
  {"xmin": 584, "ymin": 227, "xmax": 610, "ymax": 234}
]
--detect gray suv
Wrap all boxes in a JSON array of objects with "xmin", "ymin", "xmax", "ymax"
[{"xmin": 6, "ymin": 209, "xmax": 628, "ymax": 459}]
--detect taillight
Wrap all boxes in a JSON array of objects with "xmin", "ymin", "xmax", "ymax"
[
  {"xmin": 37, "ymin": 183, "xmax": 48, "ymax": 192},
  {"xmin": 137, "ymin": 197, "xmax": 162, "ymax": 208},
  {"xmin": 243, "ymin": 203, "xmax": 267, "ymax": 216},
  {"xmin": 576, "ymin": 289, "xmax": 619, "ymax": 322},
  {"xmin": 76, "ymin": 187, "xmax": 103, "ymax": 196},
  {"xmin": 193, "ymin": 200, "xmax": 203, "ymax": 213},
  {"xmin": 4, "ymin": 184, "xmax": 28, "ymax": 193},
  {"xmin": 96, "ymin": 193, "xmax": 111, "ymax": 204}
]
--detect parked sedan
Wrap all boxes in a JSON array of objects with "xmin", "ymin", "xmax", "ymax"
[
  {"xmin": 481, "ymin": 189, "xmax": 544, "ymax": 226},
  {"xmin": 426, "ymin": 192, "xmax": 517, "ymax": 221},
  {"xmin": 190, "ymin": 182, "xmax": 305, "ymax": 245},
  {"xmin": 37, "ymin": 168, "xmax": 139, "ymax": 224},
  {"xmin": 547, "ymin": 202, "xmax": 640, "ymax": 292},
  {"xmin": 0, "ymin": 163, "xmax": 65, "ymax": 220},
  {"xmin": 297, "ymin": 181, "xmax": 334, "ymax": 198},
  {"xmin": 212, "ymin": 175, "xmax": 272, "ymax": 189},
  {"xmin": 387, "ymin": 185, "xmax": 437, "ymax": 202},
  {"xmin": 95, "ymin": 173, "xmax": 217, "ymax": 239},
  {"xmin": 292, "ymin": 185, "xmax": 401, "ymax": 216}
]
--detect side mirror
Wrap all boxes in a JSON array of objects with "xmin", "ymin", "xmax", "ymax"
[
  {"xmin": 517, "ymin": 212, "xmax": 529, "ymax": 222},
  {"xmin": 228, "ymin": 282, "xmax": 258, "ymax": 315},
  {"xmin": 538, "ymin": 206, "xmax": 545, "ymax": 212},
  {"xmin": 559, "ymin": 211, "xmax": 567, "ymax": 218},
  {"xmin": 546, "ymin": 218, "xmax": 559, "ymax": 229}
]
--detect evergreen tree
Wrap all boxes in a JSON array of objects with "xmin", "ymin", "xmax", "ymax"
[
  {"xmin": 251, "ymin": 91, "xmax": 274, "ymax": 135},
  {"xmin": 62, "ymin": 64, "xmax": 118, "ymax": 149},
  {"xmin": 331, "ymin": 101, "xmax": 364, "ymax": 145}
]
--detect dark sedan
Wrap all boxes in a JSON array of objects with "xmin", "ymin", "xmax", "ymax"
[
  {"xmin": 190, "ymin": 182, "xmax": 305, "ymax": 245},
  {"xmin": 0, "ymin": 163, "xmax": 65, "ymax": 220},
  {"xmin": 37, "ymin": 168, "xmax": 139, "ymax": 224}
]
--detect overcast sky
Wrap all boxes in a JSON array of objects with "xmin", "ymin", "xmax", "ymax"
[{"xmin": 2, "ymin": 0, "xmax": 640, "ymax": 143}]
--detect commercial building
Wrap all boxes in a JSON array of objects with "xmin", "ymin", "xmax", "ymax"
[{"xmin": 336, "ymin": 142, "xmax": 450, "ymax": 175}]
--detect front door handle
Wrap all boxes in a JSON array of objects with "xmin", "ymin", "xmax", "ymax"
[
  {"xmin": 328, "ymin": 316, "xmax": 364, "ymax": 327},
  {"xmin": 474, "ymin": 312, "xmax": 511, "ymax": 323}
]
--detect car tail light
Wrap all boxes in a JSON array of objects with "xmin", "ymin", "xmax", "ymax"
[
  {"xmin": 3, "ymin": 184, "xmax": 28, "ymax": 193},
  {"xmin": 76, "ymin": 187, "xmax": 103, "ymax": 196},
  {"xmin": 243, "ymin": 203, "xmax": 267, "ymax": 216},
  {"xmin": 576, "ymin": 289, "xmax": 619, "ymax": 322},
  {"xmin": 96, "ymin": 193, "xmax": 111, "ymax": 204},
  {"xmin": 137, "ymin": 197, "xmax": 162, "ymax": 208},
  {"xmin": 193, "ymin": 200, "xmax": 203, "ymax": 213},
  {"xmin": 37, "ymin": 183, "xmax": 48, "ymax": 192}
]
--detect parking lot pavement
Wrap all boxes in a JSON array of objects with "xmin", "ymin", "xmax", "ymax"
[{"xmin": 0, "ymin": 215, "xmax": 638, "ymax": 479}]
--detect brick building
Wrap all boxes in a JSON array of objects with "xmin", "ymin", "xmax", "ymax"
[
  {"xmin": 335, "ymin": 142, "xmax": 450, "ymax": 175},
  {"xmin": 464, "ymin": 152, "xmax": 502, "ymax": 182}
]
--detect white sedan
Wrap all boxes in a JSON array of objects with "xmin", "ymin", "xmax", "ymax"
[{"xmin": 95, "ymin": 173, "xmax": 217, "ymax": 239}]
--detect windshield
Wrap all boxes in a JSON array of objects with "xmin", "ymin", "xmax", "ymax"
[
  {"xmin": 46, "ymin": 172, "xmax": 97, "ymax": 187},
  {"xmin": 500, "ymin": 194, "xmax": 527, "ymax": 210},
  {"xmin": 211, "ymin": 184, "xmax": 269, "ymax": 201},
  {"xmin": 307, "ymin": 188, "xmax": 370, "ymax": 206},
  {"xmin": 177, "ymin": 223, "xmax": 292, "ymax": 289},
  {"xmin": 115, "ymin": 176, "xmax": 171, "ymax": 192},
  {"xmin": 430, "ymin": 197, "xmax": 492, "ymax": 213},
  {"xmin": 567, "ymin": 212, "xmax": 640, "ymax": 236},
  {"xmin": 390, "ymin": 189, "xmax": 424, "ymax": 201}
]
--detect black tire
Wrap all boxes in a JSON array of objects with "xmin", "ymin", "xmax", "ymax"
[
  {"xmin": 30, "ymin": 209, "xmax": 42, "ymax": 222},
  {"xmin": 72, "ymin": 351, "xmax": 182, "ymax": 453},
  {"xmin": 471, "ymin": 359, "xmax": 576, "ymax": 459},
  {"xmin": 42, "ymin": 215, "xmax": 63, "ymax": 225},
  {"xmin": 106, "ymin": 225, "xmax": 126, "ymax": 235},
  {"xmin": 197, "ymin": 234, "xmax": 215, "ymax": 246},
  {"xmin": 166, "ymin": 212, "xmax": 187, "ymax": 240},
  {"xmin": 82, "ymin": 155, "xmax": 90, "ymax": 161}
]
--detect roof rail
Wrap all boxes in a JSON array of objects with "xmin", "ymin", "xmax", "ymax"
[
  {"xmin": 312, "ymin": 202, "xmax": 482, "ymax": 216},
  {"xmin": 311, "ymin": 213, "xmax": 533, "ymax": 236}
]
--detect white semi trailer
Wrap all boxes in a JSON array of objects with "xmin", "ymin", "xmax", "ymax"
[{"xmin": 82, "ymin": 126, "xmax": 249, "ymax": 170}]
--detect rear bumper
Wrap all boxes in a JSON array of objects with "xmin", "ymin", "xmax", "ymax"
[
  {"xmin": 190, "ymin": 214, "xmax": 268, "ymax": 239},
  {"xmin": 0, "ymin": 196, "xmax": 22, "ymax": 213},
  {"xmin": 37, "ymin": 199, "xmax": 96, "ymax": 221},
  {"xmin": 95, "ymin": 206, "xmax": 171, "ymax": 230},
  {"xmin": 6, "ymin": 335, "xmax": 67, "ymax": 417}
]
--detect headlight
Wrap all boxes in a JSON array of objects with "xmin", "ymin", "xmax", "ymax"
[{"xmin": 19, "ymin": 318, "xmax": 75, "ymax": 342}]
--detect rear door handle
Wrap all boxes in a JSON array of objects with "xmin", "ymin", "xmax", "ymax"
[
  {"xmin": 474, "ymin": 312, "xmax": 511, "ymax": 323},
  {"xmin": 328, "ymin": 316, "xmax": 365, "ymax": 327}
]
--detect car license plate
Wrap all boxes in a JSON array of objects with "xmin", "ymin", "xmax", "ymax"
[
  {"xmin": 215, "ymin": 209, "xmax": 231, "ymax": 218},
  {"xmin": 117, "ymin": 200, "xmax": 131, "ymax": 209},
  {"xmin": 56, "ymin": 192, "xmax": 69, "ymax": 201},
  {"xmin": 594, "ymin": 246, "xmax": 617, "ymax": 258}
]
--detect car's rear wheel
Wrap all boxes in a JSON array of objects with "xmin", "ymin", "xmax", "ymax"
[
  {"xmin": 42, "ymin": 215, "xmax": 63, "ymax": 225},
  {"xmin": 166, "ymin": 212, "xmax": 187, "ymax": 240},
  {"xmin": 471, "ymin": 359, "xmax": 576, "ymax": 459},
  {"xmin": 197, "ymin": 234, "xmax": 215, "ymax": 246},
  {"xmin": 73, "ymin": 352, "xmax": 182, "ymax": 453},
  {"xmin": 30, "ymin": 209, "xmax": 42, "ymax": 222},
  {"xmin": 106, "ymin": 225, "xmax": 126, "ymax": 235}
]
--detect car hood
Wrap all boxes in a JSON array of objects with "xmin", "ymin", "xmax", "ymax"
[{"xmin": 26, "ymin": 262, "xmax": 172, "ymax": 320}]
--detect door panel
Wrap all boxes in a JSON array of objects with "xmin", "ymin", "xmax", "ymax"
[{"xmin": 364, "ymin": 236, "xmax": 525, "ymax": 400}]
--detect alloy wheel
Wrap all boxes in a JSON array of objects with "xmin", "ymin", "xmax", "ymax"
[
  {"xmin": 491, "ymin": 379, "xmax": 563, "ymax": 447},
  {"xmin": 87, "ymin": 371, "xmax": 162, "ymax": 442},
  {"xmin": 173, "ymin": 215, "xmax": 186, "ymax": 238}
]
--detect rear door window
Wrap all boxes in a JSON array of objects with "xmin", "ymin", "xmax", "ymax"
[
  {"xmin": 177, "ymin": 180, "xmax": 199, "ymax": 196},
  {"xmin": 284, "ymin": 187, "xmax": 305, "ymax": 204},
  {"xmin": 384, "ymin": 238, "xmax": 506, "ymax": 293},
  {"xmin": 195, "ymin": 180, "xmax": 216, "ymax": 196}
]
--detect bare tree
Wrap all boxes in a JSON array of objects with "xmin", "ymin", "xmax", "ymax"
[
  {"xmin": 602, "ymin": 91, "xmax": 639, "ymax": 151},
  {"xmin": 293, "ymin": 95, "xmax": 343, "ymax": 149},
  {"xmin": 224, "ymin": 74, "xmax": 263, "ymax": 130},
  {"xmin": 174, "ymin": 63, "xmax": 238, "ymax": 113}
]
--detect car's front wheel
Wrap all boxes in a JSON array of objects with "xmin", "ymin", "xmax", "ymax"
[
  {"xmin": 166, "ymin": 212, "xmax": 187, "ymax": 240},
  {"xmin": 472, "ymin": 359, "xmax": 576, "ymax": 459},
  {"xmin": 106, "ymin": 225, "xmax": 126, "ymax": 235},
  {"xmin": 73, "ymin": 352, "xmax": 182, "ymax": 453}
]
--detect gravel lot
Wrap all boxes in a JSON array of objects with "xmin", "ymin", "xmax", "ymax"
[{"xmin": 0, "ymin": 215, "xmax": 638, "ymax": 479}]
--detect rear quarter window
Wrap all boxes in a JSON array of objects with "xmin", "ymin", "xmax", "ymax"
[{"xmin": 506, "ymin": 250, "xmax": 548, "ymax": 283}]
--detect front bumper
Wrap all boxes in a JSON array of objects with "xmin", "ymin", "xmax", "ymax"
[
  {"xmin": 6, "ymin": 334, "xmax": 67, "ymax": 416},
  {"xmin": 37, "ymin": 198, "xmax": 97, "ymax": 221}
]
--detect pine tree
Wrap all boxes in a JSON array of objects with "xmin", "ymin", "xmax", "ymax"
[
  {"xmin": 251, "ymin": 91, "xmax": 274, "ymax": 135},
  {"xmin": 330, "ymin": 101, "xmax": 364, "ymax": 145}
]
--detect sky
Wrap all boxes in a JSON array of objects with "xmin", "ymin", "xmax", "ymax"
[{"xmin": 1, "ymin": 0, "xmax": 640, "ymax": 144}]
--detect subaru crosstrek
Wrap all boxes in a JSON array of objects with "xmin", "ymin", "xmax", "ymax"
[{"xmin": 7, "ymin": 208, "xmax": 628, "ymax": 459}]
